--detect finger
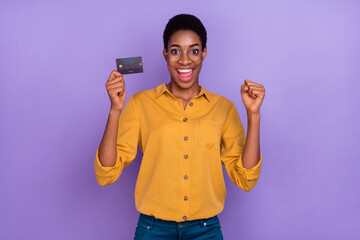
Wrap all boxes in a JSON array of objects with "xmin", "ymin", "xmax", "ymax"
[
  {"xmin": 242, "ymin": 84, "xmax": 265, "ymax": 96},
  {"xmin": 108, "ymin": 85, "xmax": 125, "ymax": 95},
  {"xmin": 106, "ymin": 81, "xmax": 124, "ymax": 90},
  {"xmin": 118, "ymin": 90, "xmax": 125, "ymax": 97},
  {"xmin": 108, "ymin": 70, "xmax": 122, "ymax": 81},
  {"xmin": 246, "ymin": 84, "xmax": 265, "ymax": 95},
  {"xmin": 249, "ymin": 89, "xmax": 265, "ymax": 99},
  {"xmin": 105, "ymin": 78, "xmax": 124, "ymax": 86},
  {"xmin": 109, "ymin": 70, "xmax": 122, "ymax": 79},
  {"xmin": 241, "ymin": 84, "xmax": 249, "ymax": 93},
  {"xmin": 106, "ymin": 75, "xmax": 124, "ymax": 85},
  {"xmin": 244, "ymin": 80, "xmax": 264, "ymax": 88},
  {"xmin": 241, "ymin": 84, "xmax": 265, "ymax": 98},
  {"xmin": 247, "ymin": 84, "xmax": 265, "ymax": 92},
  {"xmin": 248, "ymin": 86, "xmax": 265, "ymax": 94},
  {"xmin": 105, "ymin": 77, "xmax": 125, "ymax": 86},
  {"xmin": 106, "ymin": 83, "xmax": 124, "ymax": 95},
  {"xmin": 246, "ymin": 82, "xmax": 264, "ymax": 89},
  {"xmin": 116, "ymin": 87, "xmax": 126, "ymax": 97},
  {"xmin": 109, "ymin": 87, "xmax": 124, "ymax": 97}
]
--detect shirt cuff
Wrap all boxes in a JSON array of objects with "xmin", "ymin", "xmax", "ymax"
[
  {"xmin": 94, "ymin": 147, "xmax": 121, "ymax": 177},
  {"xmin": 235, "ymin": 154, "xmax": 262, "ymax": 181}
]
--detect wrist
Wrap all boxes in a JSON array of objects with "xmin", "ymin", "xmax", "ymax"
[
  {"xmin": 247, "ymin": 111, "xmax": 261, "ymax": 122},
  {"xmin": 110, "ymin": 107, "xmax": 122, "ymax": 116}
]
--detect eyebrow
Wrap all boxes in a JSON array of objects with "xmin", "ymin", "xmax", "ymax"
[{"xmin": 169, "ymin": 43, "xmax": 200, "ymax": 48}]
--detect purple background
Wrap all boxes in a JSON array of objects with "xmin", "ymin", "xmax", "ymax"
[{"xmin": 1, "ymin": 0, "xmax": 359, "ymax": 239}]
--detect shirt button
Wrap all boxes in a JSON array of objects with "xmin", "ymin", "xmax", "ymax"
[
  {"xmin": 189, "ymin": 102, "xmax": 193, "ymax": 106},
  {"xmin": 184, "ymin": 154, "xmax": 188, "ymax": 159},
  {"xmin": 184, "ymin": 196, "xmax": 188, "ymax": 201},
  {"xmin": 183, "ymin": 118, "xmax": 187, "ymax": 122},
  {"xmin": 183, "ymin": 216, "xmax": 187, "ymax": 221},
  {"xmin": 184, "ymin": 175, "xmax": 188, "ymax": 180},
  {"xmin": 184, "ymin": 136, "xmax": 188, "ymax": 141}
]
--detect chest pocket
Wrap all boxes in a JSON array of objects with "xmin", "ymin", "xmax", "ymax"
[{"xmin": 199, "ymin": 120, "xmax": 221, "ymax": 150}]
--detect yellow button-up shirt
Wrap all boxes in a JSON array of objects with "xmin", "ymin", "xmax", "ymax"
[{"xmin": 94, "ymin": 83, "xmax": 262, "ymax": 222}]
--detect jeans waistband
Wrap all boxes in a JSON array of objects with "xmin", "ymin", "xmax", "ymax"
[{"xmin": 138, "ymin": 213, "xmax": 218, "ymax": 229}]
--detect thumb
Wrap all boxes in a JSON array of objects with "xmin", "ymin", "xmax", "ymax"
[{"xmin": 241, "ymin": 84, "xmax": 248, "ymax": 94}]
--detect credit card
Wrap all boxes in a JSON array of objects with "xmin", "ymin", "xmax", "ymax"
[{"xmin": 116, "ymin": 56, "xmax": 143, "ymax": 74}]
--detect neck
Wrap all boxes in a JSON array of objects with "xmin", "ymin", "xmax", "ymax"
[{"xmin": 166, "ymin": 81, "xmax": 201, "ymax": 103}]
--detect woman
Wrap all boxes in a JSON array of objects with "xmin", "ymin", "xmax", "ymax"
[{"xmin": 94, "ymin": 14, "xmax": 265, "ymax": 240}]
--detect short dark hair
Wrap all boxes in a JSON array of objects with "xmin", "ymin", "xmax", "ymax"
[{"xmin": 163, "ymin": 14, "xmax": 207, "ymax": 51}]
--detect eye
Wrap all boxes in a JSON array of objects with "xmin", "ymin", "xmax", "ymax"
[
  {"xmin": 170, "ymin": 49, "xmax": 181, "ymax": 55},
  {"xmin": 190, "ymin": 49, "xmax": 200, "ymax": 55}
]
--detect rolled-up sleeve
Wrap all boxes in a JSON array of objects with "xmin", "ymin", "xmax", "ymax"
[
  {"xmin": 220, "ymin": 103, "xmax": 262, "ymax": 191},
  {"xmin": 94, "ymin": 96, "xmax": 140, "ymax": 186}
]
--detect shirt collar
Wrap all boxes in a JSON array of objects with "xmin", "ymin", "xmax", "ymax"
[{"xmin": 155, "ymin": 83, "xmax": 211, "ymax": 102}]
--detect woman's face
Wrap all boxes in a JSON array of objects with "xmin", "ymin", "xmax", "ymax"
[{"xmin": 163, "ymin": 30, "xmax": 207, "ymax": 91}]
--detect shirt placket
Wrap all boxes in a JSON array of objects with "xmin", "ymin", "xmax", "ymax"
[{"xmin": 180, "ymin": 100, "xmax": 196, "ymax": 222}]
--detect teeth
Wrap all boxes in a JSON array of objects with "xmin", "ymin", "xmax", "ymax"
[{"xmin": 177, "ymin": 69, "xmax": 192, "ymax": 73}]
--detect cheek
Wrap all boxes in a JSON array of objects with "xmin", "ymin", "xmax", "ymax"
[
  {"xmin": 167, "ymin": 63, "xmax": 176, "ymax": 75},
  {"xmin": 167, "ymin": 62, "xmax": 176, "ymax": 71},
  {"xmin": 167, "ymin": 63, "xmax": 173, "ymax": 72},
  {"xmin": 195, "ymin": 63, "xmax": 203, "ymax": 72}
]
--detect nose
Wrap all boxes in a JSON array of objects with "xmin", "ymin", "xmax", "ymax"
[{"xmin": 178, "ymin": 51, "xmax": 192, "ymax": 64}]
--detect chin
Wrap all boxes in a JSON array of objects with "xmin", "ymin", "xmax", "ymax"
[{"xmin": 172, "ymin": 76, "xmax": 198, "ymax": 89}]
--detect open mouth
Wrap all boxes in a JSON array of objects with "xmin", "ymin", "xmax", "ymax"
[{"xmin": 176, "ymin": 68, "xmax": 194, "ymax": 82}]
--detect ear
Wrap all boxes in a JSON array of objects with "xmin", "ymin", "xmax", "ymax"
[
  {"xmin": 162, "ymin": 49, "xmax": 168, "ymax": 61},
  {"xmin": 202, "ymin": 47, "xmax": 207, "ymax": 60}
]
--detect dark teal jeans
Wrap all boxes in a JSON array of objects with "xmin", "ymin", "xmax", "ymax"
[{"xmin": 134, "ymin": 213, "xmax": 223, "ymax": 240}]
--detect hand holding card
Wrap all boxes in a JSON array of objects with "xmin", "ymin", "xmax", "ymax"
[
  {"xmin": 105, "ymin": 70, "xmax": 126, "ymax": 112},
  {"xmin": 116, "ymin": 56, "xmax": 143, "ymax": 75}
]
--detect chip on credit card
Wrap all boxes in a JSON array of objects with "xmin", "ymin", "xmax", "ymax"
[{"xmin": 116, "ymin": 56, "xmax": 143, "ymax": 74}]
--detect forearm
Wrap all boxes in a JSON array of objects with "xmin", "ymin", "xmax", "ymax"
[
  {"xmin": 242, "ymin": 112, "xmax": 261, "ymax": 169},
  {"xmin": 98, "ymin": 109, "xmax": 122, "ymax": 167}
]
